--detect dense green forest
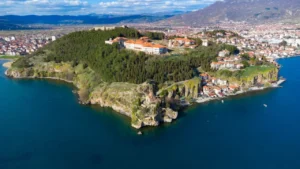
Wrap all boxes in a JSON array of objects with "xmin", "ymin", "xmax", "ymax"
[{"xmin": 13, "ymin": 28, "xmax": 235, "ymax": 84}]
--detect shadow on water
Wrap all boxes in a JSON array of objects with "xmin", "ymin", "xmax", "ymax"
[
  {"xmin": 14, "ymin": 78, "xmax": 76, "ymax": 89},
  {"xmin": 89, "ymin": 104, "xmax": 132, "ymax": 125}
]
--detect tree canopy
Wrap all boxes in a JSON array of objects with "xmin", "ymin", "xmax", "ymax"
[{"xmin": 15, "ymin": 28, "xmax": 223, "ymax": 84}]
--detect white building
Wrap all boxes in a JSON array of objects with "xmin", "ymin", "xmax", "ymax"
[
  {"xmin": 94, "ymin": 26, "xmax": 116, "ymax": 31},
  {"xmin": 124, "ymin": 40, "xmax": 167, "ymax": 55},
  {"xmin": 202, "ymin": 39, "xmax": 209, "ymax": 46},
  {"xmin": 219, "ymin": 49, "xmax": 230, "ymax": 57},
  {"xmin": 105, "ymin": 37, "xmax": 167, "ymax": 55}
]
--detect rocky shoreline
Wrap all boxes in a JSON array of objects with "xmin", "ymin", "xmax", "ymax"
[
  {"xmin": 195, "ymin": 79, "xmax": 286, "ymax": 104},
  {"xmin": 3, "ymin": 60, "xmax": 283, "ymax": 129},
  {"xmin": 4, "ymin": 71, "xmax": 74, "ymax": 84},
  {"xmin": 4, "ymin": 64, "xmax": 179, "ymax": 129}
]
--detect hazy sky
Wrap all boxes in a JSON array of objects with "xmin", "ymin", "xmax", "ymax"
[{"xmin": 0, "ymin": 0, "xmax": 220, "ymax": 15}]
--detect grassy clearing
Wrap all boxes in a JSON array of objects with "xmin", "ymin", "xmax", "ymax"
[
  {"xmin": 211, "ymin": 65, "xmax": 277, "ymax": 83},
  {"xmin": 242, "ymin": 65, "xmax": 276, "ymax": 77}
]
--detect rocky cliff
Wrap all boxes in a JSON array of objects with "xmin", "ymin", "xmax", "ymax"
[
  {"xmin": 211, "ymin": 65, "xmax": 279, "ymax": 89},
  {"xmin": 158, "ymin": 77, "xmax": 202, "ymax": 100},
  {"xmin": 6, "ymin": 61, "xmax": 178, "ymax": 129},
  {"xmin": 238, "ymin": 67, "xmax": 278, "ymax": 88}
]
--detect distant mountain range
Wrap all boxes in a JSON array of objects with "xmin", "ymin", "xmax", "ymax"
[
  {"xmin": 162, "ymin": 0, "xmax": 300, "ymax": 26},
  {"xmin": 0, "ymin": 20, "xmax": 38, "ymax": 30},
  {"xmin": 0, "ymin": 11, "xmax": 187, "ymax": 30}
]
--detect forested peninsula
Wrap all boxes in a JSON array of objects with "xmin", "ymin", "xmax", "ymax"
[{"xmin": 5, "ymin": 27, "xmax": 279, "ymax": 129}]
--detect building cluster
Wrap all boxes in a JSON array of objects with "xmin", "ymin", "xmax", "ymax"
[
  {"xmin": 135, "ymin": 23, "xmax": 300, "ymax": 60},
  {"xmin": 168, "ymin": 37, "xmax": 197, "ymax": 49},
  {"xmin": 211, "ymin": 50, "xmax": 244, "ymax": 70},
  {"xmin": 93, "ymin": 25, "xmax": 128, "ymax": 31},
  {"xmin": 236, "ymin": 26, "xmax": 300, "ymax": 59},
  {"xmin": 105, "ymin": 36, "xmax": 168, "ymax": 55},
  {"xmin": 0, "ymin": 34, "xmax": 57, "ymax": 56},
  {"xmin": 200, "ymin": 73, "xmax": 240, "ymax": 98},
  {"xmin": 0, "ymin": 26, "xmax": 87, "ymax": 56},
  {"xmin": 213, "ymin": 34, "xmax": 299, "ymax": 61}
]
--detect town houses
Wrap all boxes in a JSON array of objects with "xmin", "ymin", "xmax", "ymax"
[
  {"xmin": 0, "ymin": 35, "xmax": 55, "ymax": 56},
  {"xmin": 168, "ymin": 37, "xmax": 197, "ymax": 48},
  {"xmin": 199, "ymin": 73, "xmax": 240, "ymax": 98},
  {"xmin": 105, "ymin": 36, "xmax": 168, "ymax": 55},
  {"xmin": 211, "ymin": 54, "xmax": 244, "ymax": 70},
  {"xmin": 0, "ymin": 26, "xmax": 87, "ymax": 57},
  {"xmin": 202, "ymin": 39, "xmax": 209, "ymax": 47},
  {"xmin": 138, "ymin": 23, "xmax": 300, "ymax": 60},
  {"xmin": 0, "ymin": 30, "xmax": 68, "ymax": 56},
  {"xmin": 218, "ymin": 49, "xmax": 230, "ymax": 57}
]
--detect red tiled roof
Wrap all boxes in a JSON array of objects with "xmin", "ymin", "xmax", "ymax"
[{"xmin": 125, "ymin": 39, "xmax": 166, "ymax": 49}]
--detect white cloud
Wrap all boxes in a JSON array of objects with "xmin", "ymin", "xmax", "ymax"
[
  {"xmin": 96, "ymin": 0, "xmax": 219, "ymax": 14},
  {"xmin": 24, "ymin": 0, "xmax": 50, "ymax": 5},
  {"xmin": 0, "ymin": 0, "xmax": 220, "ymax": 15},
  {"xmin": 64, "ymin": 0, "xmax": 88, "ymax": 6}
]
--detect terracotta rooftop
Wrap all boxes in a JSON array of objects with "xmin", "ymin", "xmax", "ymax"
[{"xmin": 125, "ymin": 39, "xmax": 166, "ymax": 49}]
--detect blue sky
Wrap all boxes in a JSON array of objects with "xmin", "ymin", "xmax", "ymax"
[{"xmin": 0, "ymin": 0, "xmax": 220, "ymax": 15}]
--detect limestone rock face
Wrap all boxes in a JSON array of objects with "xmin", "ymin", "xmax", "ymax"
[
  {"xmin": 131, "ymin": 120, "xmax": 143, "ymax": 129},
  {"xmin": 167, "ymin": 90, "xmax": 174, "ymax": 99},
  {"xmin": 242, "ymin": 69, "xmax": 279, "ymax": 88},
  {"xmin": 89, "ymin": 83, "xmax": 138, "ymax": 117},
  {"xmin": 158, "ymin": 78, "xmax": 202, "ymax": 100},
  {"xmin": 163, "ymin": 116, "xmax": 172, "ymax": 123},
  {"xmin": 6, "ymin": 64, "xmax": 179, "ymax": 129},
  {"xmin": 6, "ymin": 69, "xmax": 25, "ymax": 78},
  {"xmin": 162, "ymin": 108, "xmax": 178, "ymax": 123},
  {"xmin": 165, "ymin": 108, "xmax": 178, "ymax": 120}
]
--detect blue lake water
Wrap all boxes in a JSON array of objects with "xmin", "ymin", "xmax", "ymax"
[{"xmin": 1, "ymin": 57, "xmax": 300, "ymax": 169}]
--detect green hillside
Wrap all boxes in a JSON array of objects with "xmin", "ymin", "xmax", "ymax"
[{"xmin": 13, "ymin": 28, "xmax": 223, "ymax": 84}]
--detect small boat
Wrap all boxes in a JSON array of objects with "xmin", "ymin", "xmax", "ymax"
[
  {"xmin": 221, "ymin": 100, "xmax": 224, "ymax": 103},
  {"xmin": 264, "ymin": 104, "xmax": 268, "ymax": 108},
  {"xmin": 137, "ymin": 131, "xmax": 143, "ymax": 135}
]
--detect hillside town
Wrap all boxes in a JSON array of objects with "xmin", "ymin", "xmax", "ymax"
[
  {"xmin": 0, "ymin": 34, "xmax": 57, "ymax": 56},
  {"xmin": 101, "ymin": 25, "xmax": 286, "ymax": 102},
  {"xmin": 0, "ymin": 24, "xmax": 295, "ymax": 102},
  {"xmin": 211, "ymin": 51, "xmax": 244, "ymax": 70},
  {"xmin": 168, "ymin": 37, "xmax": 197, "ymax": 49},
  {"xmin": 2, "ymin": 23, "xmax": 300, "ymax": 59},
  {"xmin": 0, "ymin": 26, "xmax": 88, "ymax": 56},
  {"xmin": 134, "ymin": 23, "xmax": 300, "ymax": 60},
  {"xmin": 200, "ymin": 72, "xmax": 240, "ymax": 99},
  {"xmin": 134, "ymin": 24, "xmax": 295, "ymax": 102}
]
